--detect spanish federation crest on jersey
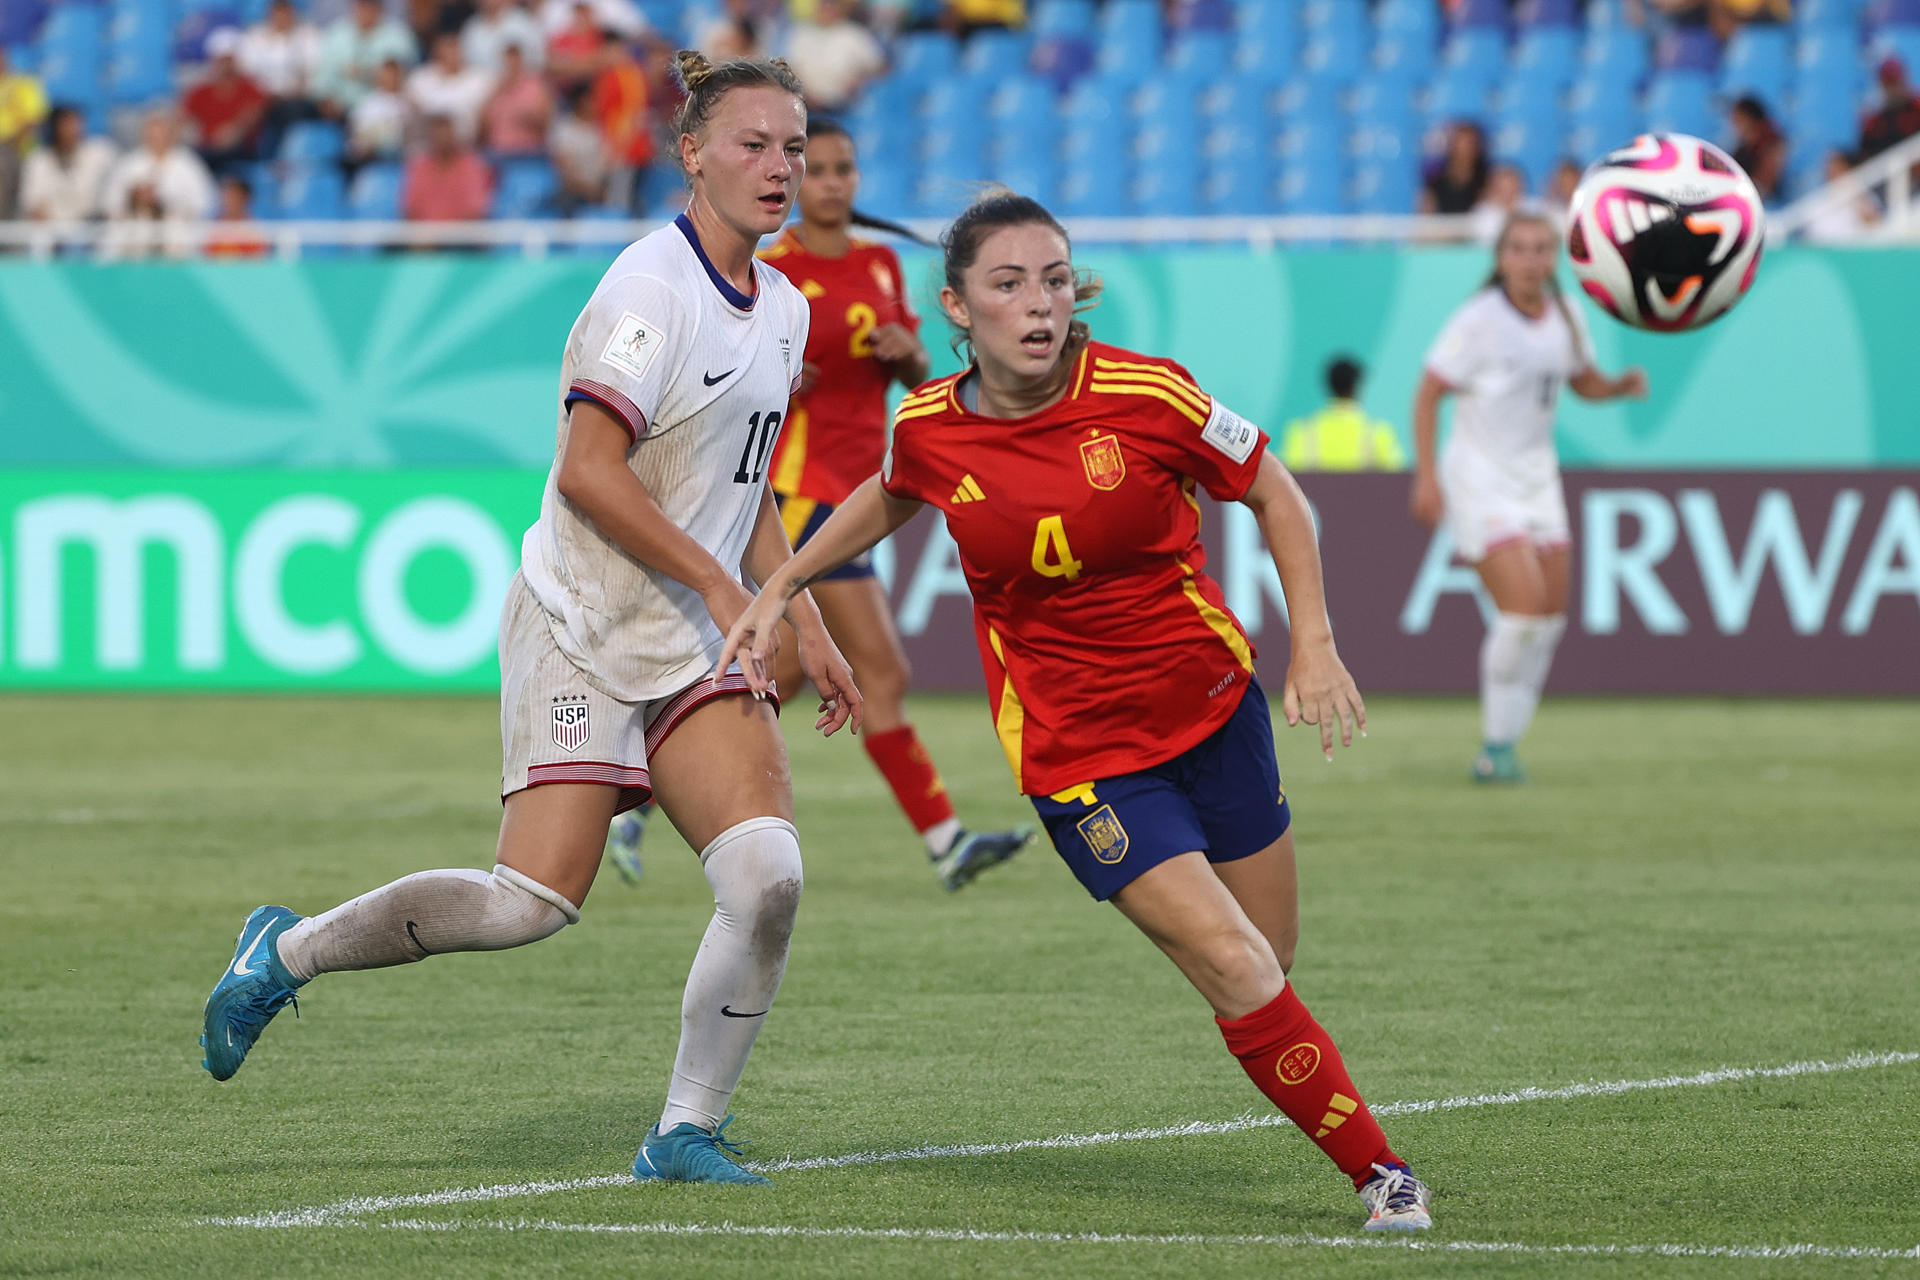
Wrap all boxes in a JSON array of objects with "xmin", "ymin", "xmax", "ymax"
[
  {"xmin": 1079, "ymin": 432, "xmax": 1126, "ymax": 491},
  {"xmin": 551, "ymin": 695, "xmax": 591, "ymax": 752},
  {"xmin": 1077, "ymin": 804, "xmax": 1129, "ymax": 864}
]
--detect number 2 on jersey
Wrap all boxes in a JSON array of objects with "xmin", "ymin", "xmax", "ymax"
[
  {"xmin": 1031, "ymin": 515, "xmax": 1083, "ymax": 582},
  {"xmin": 846, "ymin": 303, "xmax": 877, "ymax": 358},
  {"xmin": 733, "ymin": 410, "xmax": 782, "ymax": 484}
]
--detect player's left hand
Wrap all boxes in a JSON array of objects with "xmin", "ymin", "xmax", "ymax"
[
  {"xmin": 868, "ymin": 323, "xmax": 921, "ymax": 366},
  {"xmin": 794, "ymin": 622, "xmax": 863, "ymax": 738},
  {"xmin": 1282, "ymin": 640, "xmax": 1366, "ymax": 762},
  {"xmin": 1618, "ymin": 367, "xmax": 1650, "ymax": 399}
]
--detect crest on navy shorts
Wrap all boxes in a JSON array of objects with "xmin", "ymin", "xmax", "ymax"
[
  {"xmin": 1079, "ymin": 432, "xmax": 1126, "ymax": 491},
  {"xmin": 551, "ymin": 696, "xmax": 590, "ymax": 753},
  {"xmin": 1077, "ymin": 804, "xmax": 1129, "ymax": 864}
]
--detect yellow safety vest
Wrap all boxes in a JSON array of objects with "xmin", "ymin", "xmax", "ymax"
[{"xmin": 1279, "ymin": 400, "xmax": 1408, "ymax": 472}]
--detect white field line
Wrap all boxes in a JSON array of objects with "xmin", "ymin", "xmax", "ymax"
[
  {"xmin": 360, "ymin": 1217, "xmax": 1920, "ymax": 1260},
  {"xmin": 203, "ymin": 1050, "xmax": 1918, "ymax": 1231}
]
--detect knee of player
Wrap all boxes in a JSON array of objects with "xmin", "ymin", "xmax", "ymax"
[
  {"xmin": 747, "ymin": 875, "xmax": 804, "ymax": 952},
  {"xmin": 1189, "ymin": 926, "xmax": 1283, "ymax": 995}
]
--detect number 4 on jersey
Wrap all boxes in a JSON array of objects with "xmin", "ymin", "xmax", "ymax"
[{"xmin": 1031, "ymin": 515, "xmax": 1083, "ymax": 582}]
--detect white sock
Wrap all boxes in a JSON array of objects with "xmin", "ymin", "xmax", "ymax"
[
  {"xmin": 1479, "ymin": 612, "xmax": 1566, "ymax": 746},
  {"xmin": 922, "ymin": 816, "xmax": 963, "ymax": 859},
  {"xmin": 274, "ymin": 864, "xmax": 578, "ymax": 983},
  {"xmin": 657, "ymin": 817, "xmax": 803, "ymax": 1135}
]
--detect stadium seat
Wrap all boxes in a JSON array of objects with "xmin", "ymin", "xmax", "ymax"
[
  {"xmin": 1450, "ymin": 0, "xmax": 1512, "ymax": 28},
  {"xmin": 989, "ymin": 77, "xmax": 1055, "ymax": 128},
  {"xmin": 1134, "ymin": 79, "xmax": 1201, "ymax": 127},
  {"xmin": 1299, "ymin": 35, "xmax": 1368, "ymax": 87},
  {"xmin": 990, "ymin": 158, "xmax": 1058, "ymax": 207},
  {"xmin": 1372, "ymin": 34, "xmax": 1439, "ymax": 85},
  {"xmin": 35, "ymin": 3, "xmax": 105, "ymax": 105},
  {"xmin": 1719, "ymin": 25, "xmax": 1793, "ymax": 103},
  {"xmin": 1797, "ymin": 0, "xmax": 1865, "ymax": 32},
  {"xmin": 1201, "ymin": 161, "xmax": 1273, "ymax": 215},
  {"xmin": 851, "ymin": 163, "xmax": 911, "ymax": 219},
  {"xmin": 1229, "ymin": 23, "xmax": 1300, "ymax": 81},
  {"xmin": 854, "ymin": 71, "xmax": 918, "ymax": 120},
  {"xmin": 275, "ymin": 164, "xmax": 345, "ymax": 219},
  {"xmin": 1096, "ymin": 10, "xmax": 1162, "ymax": 77},
  {"xmin": 105, "ymin": 18, "xmax": 172, "ymax": 103},
  {"xmin": 1655, "ymin": 25, "xmax": 1721, "ymax": 73},
  {"xmin": 492, "ymin": 158, "xmax": 557, "ymax": 219},
  {"xmin": 1061, "ymin": 74, "xmax": 1132, "ymax": 129},
  {"xmin": 1278, "ymin": 116, "xmax": 1344, "ymax": 167},
  {"xmin": 1203, "ymin": 118, "xmax": 1264, "ymax": 167},
  {"xmin": 1350, "ymin": 77, "xmax": 1418, "ymax": 132},
  {"xmin": 1133, "ymin": 164, "xmax": 1202, "ymax": 216},
  {"xmin": 1031, "ymin": 0, "xmax": 1095, "ymax": 40},
  {"xmin": 1236, "ymin": 0, "xmax": 1298, "ymax": 38},
  {"xmin": 1790, "ymin": 81, "xmax": 1866, "ymax": 153},
  {"xmin": 960, "ymin": 28, "xmax": 1031, "ymax": 80},
  {"xmin": 1375, "ymin": 0, "xmax": 1440, "ymax": 41},
  {"xmin": 1494, "ymin": 116, "xmax": 1564, "ymax": 190},
  {"xmin": 893, "ymin": 31, "xmax": 959, "ymax": 83},
  {"xmin": 637, "ymin": 162, "xmax": 687, "ymax": 214},
  {"xmin": 1581, "ymin": 27, "xmax": 1651, "ymax": 84},
  {"xmin": 348, "ymin": 161, "xmax": 403, "ymax": 220},
  {"xmin": 1643, "ymin": 70, "xmax": 1719, "ymax": 137},
  {"xmin": 1516, "ymin": 0, "xmax": 1582, "ymax": 26},
  {"xmin": 1349, "ymin": 160, "xmax": 1417, "ymax": 212},
  {"xmin": 919, "ymin": 124, "xmax": 988, "ymax": 177},
  {"xmin": 1202, "ymin": 75, "xmax": 1276, "ymax": 128},
  {"xmin": 1427, "ymin": 72, "xmax": 1495, "ymax": 121},
  {"xmin": 1499, "ymin": 74, "xmax": 1564, "ymax": 119},
  {"xmin": 1299, "ymin": 7, "xmax": 1369, "ymax": 68},
  {"xmin": 280, "ymin": 121, "xmax": 345, "ymax": 164},
  {"xmin": 1567, "ymin": 115, "xmax": 1642, "ymax": 162},
  {"xmin": 1349, "ymin": 119, "xmax": 1412, "ymax": 167},
  {"xmin": 1441, "ymin": 28, "xmax": 1510, "ymax": 86},
  {"xmin": 1513, "ymin": 28, "xmax": 1580, "ymax": 87},
  {"xmin": 1167, "ymin": 29, "xmax": 1232, "ymax": 76},
  {"xmin": 1054, "ymin": 164, "xmax": 1119, "ymax": 217},
  {"xmin": 1277, "ymin": 153, "xmax": 1349, "ymax": 214},
  {"xmin": 1568, "ymin": 75, "xmax": 1643, "ymax": 138}
]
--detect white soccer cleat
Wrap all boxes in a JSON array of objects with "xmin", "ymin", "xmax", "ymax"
[{"xmin": 1359, "ymin": 1161, "xmax": 1433, "ymax": 1232}]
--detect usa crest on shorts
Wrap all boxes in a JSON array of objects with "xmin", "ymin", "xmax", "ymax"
[{"xmin": 551, "ymin": 695, "xmax": 591, "ymax": 752}]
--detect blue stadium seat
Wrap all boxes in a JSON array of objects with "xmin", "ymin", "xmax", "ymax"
[
  {"xmin": 492, "ymin": 157, "xmax": 557, "ymax": 219},
  {"xmin": 1349, "ymin": 160, "xmax": 1417, "ymax": 213},
  {"xmin": 1096, "ymin": 5, "xmax": 1162, "ymax": 77},
  {"xmin": 1427, "ymin": 71, "xmax": 1495, "ymax": 121},
  {"xmin": 280, "ymin": 121, "xmax": 344, "ymax": 164},
  {"xmin": 855, "ymin": 71, "xmax": 919, "ymax": 119},
  {"xmin": 1372, "ymin": 34, "xmax": 1438, "ymax": 85},
  {"xmin": 1202, "ymin": 162, "xmax": 1274, "ymax": 215},
  {"xmin": 990, "ymin": 158, "xmax": 1058, "ymax": 207},
  {"xmin": 1230, "ymin": 23, "xmax": 1300, "ymax": 81},
  {"xmin": 1348, "ymin": 119, "xmax": 1412, "ymax": 167},
  {"xmin": 1278, "ymin": 153, "xmax": 1349, "ymax": 213},
  {"xmin": 1790, "ymin": 81, "xmax": 1865, "ymax": 152},
  {"xmin": 1301, "ymin": 0, "xmax": 1367, "ymax": 44},
  {"xmin": 1278, "ymin": 116, "xmax": 1344, "ymax": 167},
  {"xmin": 1202, "ymin": 75, "xmax": 1275, "ymax": 127},
  {"xmin": 1134, "ymin": 164, "xmax": 1202, "ymax": 216},
  {"xmin": 961, "ymin": 28, "xmax": 1031, "ymax": 80},
  {"xmin": 1299, "ymin": 34, "xmax": 1368, "ymax": 87},
  {"xmin": 1375, "ymin": 0, "xmax": 1440, "ymax": 41},
  {"xmin": 920, "ymin": 125, "xmax": 988, "ymax": 176},
  {"xmin": 1513, "ymin": 28, "xmax": 1580, "ymax": 86},
  {"xmin": 637, "ymin": 162, "xmax": 687, "ymax": 214},
  {"xmin": 1299, "ymin": 14, "xmax": 1369, "ymax": 69},
  {"xmin": 1567, "ymin": 115, "xmax": 1644, "ymax": 163},
  {"xmin": 348, "ymin": 161, "xmax": 403, "ymax": 220},
  {"xmin": 1517, "ymin": 0, "xmax": 1582, "ymax": 26},
  {"xmin": 1203, "ymin": 118, "xmax": 1264, "ymax": 168},
  {"xmin": 1450, "ymin": 0, "xmax": 1511, "ymax": 28},
  {"xmin": 1350, "ymin": 77, "xmax": 1418, "ymax": 131},
  {"xmin": 989, "ymin": 77, "xmax": 1055, "ymax": 128},
  {"xmin": 1441, "ymin": 28, "xmax": 1509, "ymax": 86},
  {"xmin": 275, "ymin": 164, "xmax": 345, "ymax": 219},
  {"xmin": 1585, "ymin": 0, "xmax": 1631, "ymax": 30},
  {"xmin": 1237, "ymin": 0, "xmax": 1299, "ymax": 38},
  {"xmin": 1643, "ymin": 70, "xmax": 1718, "ymax": 136},
  {"xmin": 1655, "ymin": 25, "xmax": 1721, "ymax": 73},
  {"xmin": 894, "ymin": 32, "xmax": 959, "ymax": 83},
  {"xmin": 1582, "ymin": 27, "xmax": 1651, "ymax": 84},
  {"xmin": 1055, "ymin": 164, "xmax": 1121, "ymax": 217},
  {"xmin": 1061, "ymin": 74, "xmax": 1132, "ymax": 128},
  {"xmin": 1031, "ymin": 0, "xmax": 1095, "ymax": 40},
  {"xmin": 1494, "ymin": 117, "xmax": 1563, "ymax": 190},
  {"xmin": 1275, "ymin": 78, "xmax": 1344, "ymax": 128},
  {"xmin": 1499, "ymin": 74, "xmax": 1564, "ymax": 118},
  {"xmin": 1133, "ymin": 79, "xmax": 1201, "ymax": 127},
  {"xmin": 1720, "ymin": 25, "xmax": 1793, "ymax": 103},
  {"xmin": 1797, "ymin": 0, "xmax": 1864, "ymax": 32},
  {"xmin": 1167, "ymin": 29, "xmax": 1232, "ymax": 76},
  {"xmin": 36, "ymin": 3, "xmax": 105, "ymax": 104},
  {"xmin": 1135, "ymin": 118, "xmax": 1202, "ymax": 176},
  {"xmin": 851, "ymin": 164, "xmax": 911, "ymax": 220}
]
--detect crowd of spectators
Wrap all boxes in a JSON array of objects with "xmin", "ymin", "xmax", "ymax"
[{"xmin": 0, "ymin": 0, "xmax": 1915, "ymax": 253}]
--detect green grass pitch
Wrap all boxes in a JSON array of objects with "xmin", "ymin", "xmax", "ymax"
[{"xmin": 2, "ymin": 692, "xmax": 1916, "ymax": 1278}]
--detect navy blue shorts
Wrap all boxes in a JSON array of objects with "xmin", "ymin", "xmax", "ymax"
[
  {"xmin": 1030, "ymin": 678, "xmax": 1292, "ymax": 901},
  {"xmin": 777, "ymin": 495, "xmax": 874, "ymax": 582}
]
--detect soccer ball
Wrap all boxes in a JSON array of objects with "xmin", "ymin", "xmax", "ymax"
[{"xmin": 1566, "ymin": 133, "xmax": 1766, "ymax": 332}]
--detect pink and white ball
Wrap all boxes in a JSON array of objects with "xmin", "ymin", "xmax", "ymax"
[{"xmin": 1566, "ymin": 133, "xmax": 1766, "ymax": 332}]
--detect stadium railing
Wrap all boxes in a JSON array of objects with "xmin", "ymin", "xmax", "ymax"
[{"xmin": 1768, "ymin": 130, "xmax": 1920, "ymax": 243}]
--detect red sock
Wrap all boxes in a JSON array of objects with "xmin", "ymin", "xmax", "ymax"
[
  {"xmin": 1217, "ymin": 984, "xmax": 1400, "ymax": 1188},
  {"xmin": 862, "ymin": 725, "xmax": 956, "ymax": 834}
]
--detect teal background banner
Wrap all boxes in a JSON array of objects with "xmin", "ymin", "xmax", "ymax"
[{"xmin": 2, "ymin": 246, "xmax": 1916, "ymax": 469}]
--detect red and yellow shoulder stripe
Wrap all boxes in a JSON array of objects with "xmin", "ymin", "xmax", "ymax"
[
  {"xmin": 756, "ymin": 230, "xmax": 801, "ymax": 262},
  {"xmin": 892, "ymin": 375, "xmax": 961, "ymax": 427},
  {"xmin": 1085, "ymin": 352, "xmax": 1211, "ymax": 427}
]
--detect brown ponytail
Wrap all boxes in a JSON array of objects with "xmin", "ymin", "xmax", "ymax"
[
  {"xmin": 668, "ymin": 50, "xmax": 805, "ymax": 178},
  {"xmin": 1485, "ymin": 210, "xmax": 1583, "ymax": 367},
  {"xmin": 939, "ymin": 188, "xmax": 1102, "ymax": 362}
]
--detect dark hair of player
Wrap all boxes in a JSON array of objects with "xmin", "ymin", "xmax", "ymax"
[
  {"xmin": 803, "ymin": 117, "xmax": 928, "ymax": 245},
  {"xmin": 1731, "ymin": 94, "xmax": 1772, "ymax": 127},
  {"xmin": 938, "ymin": 191, "xmax": 1103, "ymax": 360},
  {"xmin": 1325, "ymin": 355, "xmax": 1362, "ymax": 399},
  {"xmin": 668, "ymin": 49, "xmax": 805, "ymax": 175},
  {"xmin": 1482, "ymin": 210, "xmax": 1582, "ymax": 363}
]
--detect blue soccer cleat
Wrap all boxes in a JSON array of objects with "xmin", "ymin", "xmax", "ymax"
[
  {"xmin": 632, "ymin": 1116, "xmax": 770, "ymax": 1186},
  {"xmin": 1472, "ymin": 742, "xmax": 1528, "ymax": 784},
  {"xmin": 605, "ymin": 804, "xmax": 650, "ymax": 884},
  {"xmin": 200, "ymin": 905, "xmax": 306, "ymax": 1082},
  {"xmin": 1359, "ymin": 1161, "xmax": 1433, "ymax": 1232},
  {"xmin": 934, "ymin": 825, "xmax": 1035, "ymax": 892}
]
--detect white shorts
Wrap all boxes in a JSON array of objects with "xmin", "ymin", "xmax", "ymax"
[
  {"xmin": 1440, "ymin": 448, "xmax": 1571, "ymax": 563},
  {"xmin": 498, "ymin": 573, "xmax": 768, "ymax": 815}
]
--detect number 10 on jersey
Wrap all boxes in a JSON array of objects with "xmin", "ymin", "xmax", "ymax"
[{"xmin": 734, "ymin": 410, "xmax": 783, "ymax": 484}]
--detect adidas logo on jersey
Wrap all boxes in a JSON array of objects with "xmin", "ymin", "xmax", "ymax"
[{"xmin": 950, "ymin": 474, "xmax": 986, "ymax": 504}]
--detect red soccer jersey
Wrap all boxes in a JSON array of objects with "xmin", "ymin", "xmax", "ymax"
[
  {"xmin": 881, "ymin": 341, "xmax": 1271, "ymax": 796},
  {"xmin": 760, "ymin": 230, "xmax": 920, "ymax": 505}
]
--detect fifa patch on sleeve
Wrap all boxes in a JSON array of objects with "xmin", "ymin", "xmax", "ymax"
[
  {"xmin": 601, "ymin": 311, "xmax": 666, "ymax": 382},
  {"xmin": 1201, "ymin": 399, "xmax": 1259, "ymax": 464}
]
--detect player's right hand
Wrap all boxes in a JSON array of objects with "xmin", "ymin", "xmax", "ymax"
[
  {"xmin": 1409, "ymin": 468, "xmax": 1444, "ymax": 530},
  {"xmin": 704, "ymin": 581, "xmax": 776, "ymax": 692}
]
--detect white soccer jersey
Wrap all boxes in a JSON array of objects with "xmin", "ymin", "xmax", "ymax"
[
  {"xmin": 1424, "ymin": 286, "xmax": 1595, "ymax": 491},
  {"xmin": 519, "ymin": 214, "xmax": 810, "ymax": 702}
]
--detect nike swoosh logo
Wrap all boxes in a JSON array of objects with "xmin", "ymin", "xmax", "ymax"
[
  {"xmin": 720, "ymin": 1005, "xmax": 768, "ymax": 1018},
  {"xmin": 703, "ymin": 368, "xmax": 736, "ymax": 386},
  {"xmin": 229, "ymin": 919, "xmax": 272, "ymax": 977}
]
